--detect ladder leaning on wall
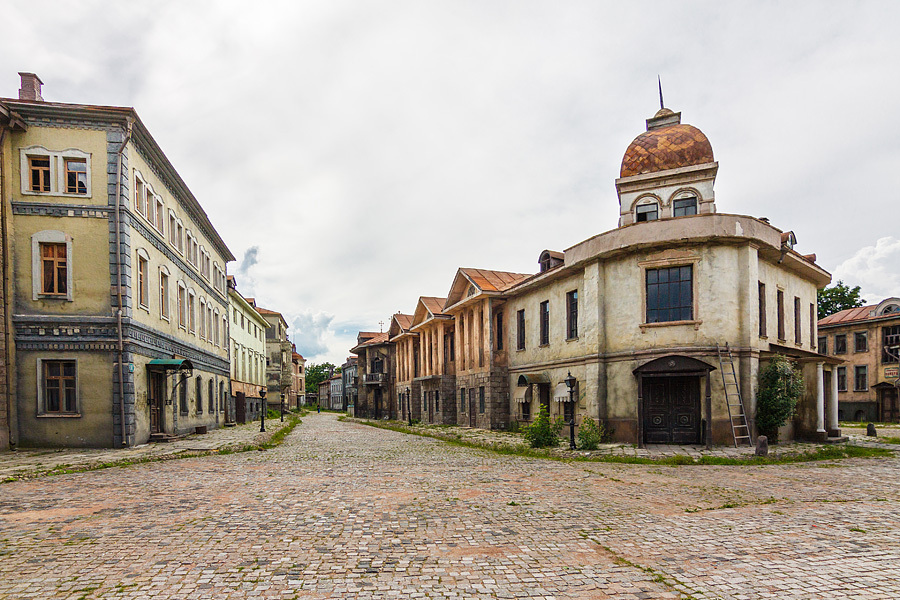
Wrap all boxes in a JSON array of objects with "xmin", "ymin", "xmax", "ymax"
[{"xmin": 716, "ymin": 343, "xmax": 753, "ymax": 448}]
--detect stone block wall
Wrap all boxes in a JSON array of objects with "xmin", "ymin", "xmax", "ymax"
[{"xmin": 455, "ymin": 368, "xmax": 510, "ymax": 429}]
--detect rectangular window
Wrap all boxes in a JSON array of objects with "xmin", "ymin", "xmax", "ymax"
[
  {"xmin": 460, "ymin": 388, "xmax": 466, "ymax": 412},
  {"xmin": 496, "ymin": 311, "xmax": 503, "ymax": 351},
  {"xmin": 854, "ymin": 331, "xmax": 868, "ymax": 353},
  {"xmin": 138, "ymin": 256, "xmax": 148, "ymax": 308},
  {"xmin": 777, "ymin": 289, "xmax": 785, "ymax": 340},
  {"xmin": 809, "ymin": 303, "xmax": 816, "ymax": 348},
  {"xmin": 539, "ymin": 300, "xmax": 549, "ymax": 345},
  {"xmin": 835, "ymin": 334, "xmax": 847, "ymax": 354},
  {"xmin": 672, "ymin": 196, "xmax": 698, "ymax": 217},
  {"xmin": 156, "ymin": 199, "xmax": 165, "ymax": 232},
  {"xmin": 188, "ymin": 294, "xmax": 196, "ymax": 333},
  {"xmin": 566, "ymin": 290, "xmax": 578, "ymax": 339},
  {"xmin": 169, "ymin": 213, "xmax": 177, "ymax": 245},
  {"xmin": 854, "ymin": 365, "xmax": 868, "ymax": 391},
  {"xmin": 64, "ymin": 158, "xmax": 88, "ymax": 195},
  {"xmin": 178, "ymin": 286, "xmax": 186, "ymax": 329},
  {"xmin": 160, "ymin": 272, "xmax": 170, "ymax": 319},
  {"xmin": 479, "ymin": 386, "xmax": 485, "ymax": 413},
  {"xmin": 758, "ymin": 282, "xmax": 767, "ymax": 337},
  {"xmin": 29, "ymin": 156, "xmax": 51, "ymax": 192},
  {"xmin": 794, "ymin": 297, "xmax": 801, "ymax": 344},
  {"xmin": 646, "ymin": 265, "xmax": 693, "ymax": 323},
  {"xmin": 837, "ymin": 366, "xmax": 847, "ymax": 392},
  {"xmin": 884, "ymin": 326, "xmax": 900, "ymax": 364},
  {"xmin": 199, "ymin": 300, "xmax": 206, "ymax": 339},
  {"xmin": 636, "ymin": 203, "xmax": 658, "ymax": 222},
  {"xmin": 42, "ymin": 360, "xmax": 77, "ymax": 414},
  {"xmin": 818, "ymin": 336, "xmax": 827, "ymax": 355},
  {"xmin": 40, "ymin": 242, "xmax": 67, "ymax": 296},
  {"xmin": 516, "ymin": 309, "xmax": 525, "ymax": 350}
]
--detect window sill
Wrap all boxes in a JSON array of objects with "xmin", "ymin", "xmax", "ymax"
[
  {"xmin": 539, "ymin": 343, "xmax": 550, "ymax": 348},
  {"xmin": 516, "ymin": 348, "xmax": 526, "ymax": 352},
  {"xmin": 139, "ymin": 304, "xmax": 150, "ymax": 314},
  {"xmin": 566, "ymin": 336, "xmax": 579, "ymax": 342},
  {"xmin": 640, "ymin": 319, "xmax": 702, "ymax": 332},
  {"xmin": 759, "ymin": 335, "xmax": 768, "ymax": 340},
  {"xmin": 37, "ymin": 413, "xmax": 81, "ymax": 418},
  {"xmin": 37, "ymin": 294, "xmax": 72, "ymax": 302},
  {"xmin": 161, "ymin": 315, "xmax": 170, "ymax": 323},
  {"xmin": 22, "ymin": 190, "xmax": 92, "ymax": 200}
]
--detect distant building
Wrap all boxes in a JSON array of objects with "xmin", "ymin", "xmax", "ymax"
[
  {"xmin": 317, "ymin": 377, "xmax": 331, "ymax": 410},
  {"xmin": 329, "ymin": 374, "xmax": 344, "ymax": 411},
  {"xmin": 351, "ymin": 332, "xmax": 394, "ymax": 419},
  {"xmin": 227, "ymin": 277, "xmax": 268, "ymax": 424},
  {"xmin": 819, "ymin": 299, "xmax": 900, "ymax": 422},
  {"xmin": 341, "ymin": 356, "xmax": 358, "ymax": 411},
  {"xmin": 255, "ymin": 306, "xmax": 292, "ymax": 409},
  {"xmin": 290, "ymin": 346, "xmax": 306, "ymax": 409}
]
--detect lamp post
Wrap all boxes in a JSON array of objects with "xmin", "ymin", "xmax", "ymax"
[
  {"xmin": 564, "ymin": 371, "xmax": 576, "ymax": 450},
  {"xmin": 406, "ymin": 386, "xmax": 412, "ymax": 426},
  {"xmin": 259, "ymin": 387, "xmax": 267, "ymax": 433},
  {"xmin": 280, "ymin": 391, "xmax": 285, "ymax": 422}
]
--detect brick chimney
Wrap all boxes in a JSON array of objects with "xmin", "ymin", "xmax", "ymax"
[{"xmin": 18, "ymin": 72, "xmax": 44, "ymax": 101}]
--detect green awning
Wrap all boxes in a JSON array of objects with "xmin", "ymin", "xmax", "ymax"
[{"xmin": 148, "ymin": 359, "xmax": 193, "ymax": 371}]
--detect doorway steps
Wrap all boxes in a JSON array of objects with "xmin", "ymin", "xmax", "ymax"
[
  {"xmin": 148, "ymin": 432, "xmax": 179, "ymax": 443},
  {"xmin": 716, "ymin": 343, "xmax": 753, "ymax": 447}
]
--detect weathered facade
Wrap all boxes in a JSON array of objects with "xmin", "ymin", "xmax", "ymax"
[
  {"xmin": 291, "ymin": 347, "xmax": 306, "ymax": 409},
  {"xmin": 443, "ymin": 269, "xmax": 529, "ymax": 429},
  {"xmin": 389, "ymin": 314, "xmax": 419, "ymax": 422},
  {"xmin": 3, "ymin": 73, "xmax": 234, "ymax": 448},
  {"xmin": 256, "ymin": 306, "xmax": 292, "ymax": 411},
  {"xmin": 409, "ymin": 297, "xmax": 456, "ymax": 424},
  {"xmin": 503, "ymin": 106, "xmax": 836, "ymax": 445},
  {"xmin": 351, "ymin": 332, "xmax": 394, "ymax": 419},
  {"xmin": 819, "ymin": 299, "xmax": 900, "ymax": 422},
  {"xmin": 341, "ymin": 356, "xmax": 357, "ymax": 412},
  {"xmin": 227, "ymin": 278, "xmax": 268, "ymax": 425}
]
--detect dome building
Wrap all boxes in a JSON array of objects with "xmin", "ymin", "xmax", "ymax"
[{"xmin": 499, "ymin": 105, "xmax": 841, "ymax": 446}]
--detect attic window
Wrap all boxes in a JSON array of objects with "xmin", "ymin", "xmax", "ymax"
[
  {"xmin": 882, "ymin": 304, "xmax": 899, "ymax": 315},
  {"xmin": 636, "ymin": 203, "xmax": 658, "ymax": 222},
  {"xmin": 467, "ymin": 285, "xmax": 477, "ymax": 297}
]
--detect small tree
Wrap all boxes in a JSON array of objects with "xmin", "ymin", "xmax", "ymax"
[
  {"xmin": 817, "ymin": 280, "xmax": 864, "ymax": 320},
  {"xmin": 523, "ymin": 404, "xmax": 565, "ymax": 448},
  {"xmin": 577, "ymin": 417, "xmax": 606, "ymax": 450},
  {"xmin": 756, "ymin": 354, "xmax": 804, "ymax": 443}
]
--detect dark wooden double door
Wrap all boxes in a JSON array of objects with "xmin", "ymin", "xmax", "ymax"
[
  {"xmin": 149, "ymin": 372, "xmax": 166, "ymax": 434},
  {"xmin": 643, "ymin": 376, "xmax": 701, "ymax": 444}
]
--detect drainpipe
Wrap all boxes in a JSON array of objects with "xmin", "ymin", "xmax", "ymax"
[
  {"xmin": 0, "ymin": 125, "xmax": 12, "ymax": 448},
  {"xmin": 114, "ymin": 118, "xmax": 133, "ymax": 446}
]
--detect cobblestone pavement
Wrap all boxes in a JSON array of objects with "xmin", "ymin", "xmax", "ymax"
[
  {"xmin": 0, "ymin": 419, "xmax": 292, "ymax": 482},
  {"xmin": 1, "ymin": 413, "xmax": 899, "ymax": 599}
]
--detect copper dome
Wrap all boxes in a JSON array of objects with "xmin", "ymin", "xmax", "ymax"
[{"xmin": 620, "ymin": 123, "xmax": 714, "ymax": 178}]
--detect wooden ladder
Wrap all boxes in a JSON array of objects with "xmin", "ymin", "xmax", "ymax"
[{"xmin": 716, "ymin": 343, "xmax": 753, "ymax": 447}]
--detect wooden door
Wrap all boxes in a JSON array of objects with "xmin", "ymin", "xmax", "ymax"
[
  {"xmin": 236, "ymin": 392, "xmax": 246, "ymax": 424},
  {"xmin": 881, "ymin": 388, "xmax": 899, "ymax": 423},
  {"xmin": 468, "ymin": 389, "xmax": 476, "ymax": 427},
  {"xmin": 149, "ymin": 372, "xmax": 165, "ymax": 434},
  {"xmin": 539, "ymin": 383, "xmax": 551, "ymax": 417},
  {"xmin": 643, "ymin": 376, "xmax": 701, "ymax": 444}
]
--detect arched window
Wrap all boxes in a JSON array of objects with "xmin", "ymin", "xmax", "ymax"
[
  {"xmin": 672, "ymin": 195, "xmax": 698, "ymax": 217},
  {"xmin": 196, "ymin": 376, "xmax": 203, "ymax": 414}
]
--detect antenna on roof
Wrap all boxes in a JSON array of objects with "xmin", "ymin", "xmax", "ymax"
[
  {"xmin": 658, "ymin": 75, "xmax": 665, "ymax": 110},
  {"xmin": 379, "ymin": 320, "xmax": 384, "ymax": 333}
]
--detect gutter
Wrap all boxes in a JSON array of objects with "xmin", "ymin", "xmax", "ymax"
[
  {"xmin": 0, "ymin": 125, "xmax": 11, "ymax": 448},
  {"xmin": 114, "ymin": 118, "xmax": 133, "ymax": 446}
]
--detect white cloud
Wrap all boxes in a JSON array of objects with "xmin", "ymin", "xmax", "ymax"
[
  {"xmin": 3, "ymin": 1, "xmax": 900, "ymax": 364},
  {"xmin": 833, "ymin": 237, "xmax": 900, "ymax": 303}
]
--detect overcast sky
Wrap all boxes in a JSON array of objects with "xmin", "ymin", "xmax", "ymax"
[{"xmin": 4, "ymin": 1, "xmax": 899, "ymax": 364}]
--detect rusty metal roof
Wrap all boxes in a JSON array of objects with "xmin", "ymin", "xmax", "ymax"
[
  {"xmin": 460, "ymin": 268, "xmax": 530, "ymax": 293},
  {"xmin": 620, "ymin": 123, "xmax": 714, "ymax": 178},
  {"xmin": 818, "ymin": 305, "xmax": 877, "ymax": 326}
]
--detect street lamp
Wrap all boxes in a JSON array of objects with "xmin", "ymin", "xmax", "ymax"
[
  {"xmin": 259, "ymin": 387, "xmax": 267, "ymax": 433},
  {"xmin": 564, "ymin": 371, "xmax": 577, "ymax": 450},
  {"xmin": 406, "ymin": 386, "xmax": 412, "ymax": 426},
  {"xmin": 280, "ymin": 392, "xmax": 285, "ymax": 422}
]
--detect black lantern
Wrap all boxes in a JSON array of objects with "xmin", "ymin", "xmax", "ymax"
[
  {"xmin": 564, "ymin": 371, "xmax": 576, "ymax": 450},
  {"xmin": 406, "ymin": 386, "xmax": 412, "ymax": 426}
]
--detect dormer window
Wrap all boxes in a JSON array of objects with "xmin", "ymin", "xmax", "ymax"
[
  {"xmin": 673, "ymin": 196, "xmax": 697, "ymax": 217},
  {"xmin": 636, "ymin": 202, "xmax": 658, "ymax": 222}
]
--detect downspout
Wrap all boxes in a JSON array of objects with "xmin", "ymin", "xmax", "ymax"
[
  {"xmin": 0, "ymin": 125, "xmax": 12, "ymax": 448},
  {"xmin": 114, "ymin": 118, "xmax": 133, "ymax": 446}
]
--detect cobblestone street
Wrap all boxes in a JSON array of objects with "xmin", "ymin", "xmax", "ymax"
[{"xmin": 1, "ymin": 413, "xmax": 899, "ymax": 599}]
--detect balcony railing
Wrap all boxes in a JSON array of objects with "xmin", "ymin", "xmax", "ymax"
[{"xmin": 363, "ymin": 372, "xmax": 386, "ymax": 385}]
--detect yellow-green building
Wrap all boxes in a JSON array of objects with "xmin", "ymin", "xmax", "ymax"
[{"xmin": 1, "ymin": 73, "xmax": 234, "ymax": 448}]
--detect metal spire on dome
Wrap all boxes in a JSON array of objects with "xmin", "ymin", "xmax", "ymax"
[{"xmin": 658, "ymin": 75, "xmax": 664, "ymax": 110}]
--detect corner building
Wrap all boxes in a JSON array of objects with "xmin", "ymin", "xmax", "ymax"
[
  {"xmin": 504, "ymin": 107, "xmax": 838, "ymax": 445},
  {"xmin": 2, "ymin": 73, "xmax": 233, "ymax": 447}
]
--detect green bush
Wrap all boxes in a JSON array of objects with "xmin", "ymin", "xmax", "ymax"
[
  {"xmin": 507, "ymin": 420, "xmax": 521, "ymax": 433},
  {"xmin": 577, "ymin": 417, "xmax": 606, "ymax": 450},
  {"xmin": 756, "ymin": 354, "xmax": 804, "ymax": 443},
  {"xmin": 523, "ymin": 405, "xmax": 565, "ymax": 448}
]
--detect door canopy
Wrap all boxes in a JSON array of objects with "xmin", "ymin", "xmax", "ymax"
[{"xmin": 633, "ymin": 355, "xmax": 715, "ymax": 375}]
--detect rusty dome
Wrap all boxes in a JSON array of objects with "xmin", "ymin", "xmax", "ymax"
[{"xmin": 620, "ymin": 119, "xmax": 714, "ymax": 178}]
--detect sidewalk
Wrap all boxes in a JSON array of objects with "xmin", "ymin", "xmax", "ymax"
[
  {"xmin": 0, "ymin": 417, "xmax": 297, "ymax": 482},
  {"xmin": 351, "ymin": 418, "xmax": 899, "ymax": 459}
]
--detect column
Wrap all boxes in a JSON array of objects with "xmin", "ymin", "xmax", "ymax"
[
  {"xmin": 461, "ymin": 312, "xmax": 469, "ymax": 373},
  {"xmin": 816, "ymin": 362, "xmax": 826, "ymax": 434},
  {"xmin": 828, "ymin": 364, "xmax": 840, "ymax": 434}
]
